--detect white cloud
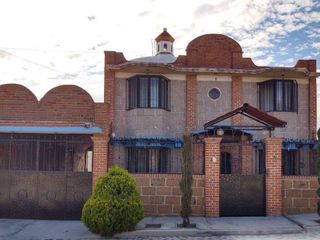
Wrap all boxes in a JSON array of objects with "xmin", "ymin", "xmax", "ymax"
[{"xmin": 0, "ymin": 0, "xmax": 319, "ymax": 102}]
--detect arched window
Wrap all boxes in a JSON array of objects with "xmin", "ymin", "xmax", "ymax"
[
  {"xmin": 221, "ymin": 152, "xmax": 231, "ymax": 174},
  {"xmin": 127, "ymin": 75, "xmax": 170, "ymax": 110},
  {"xmin": 258, "ymin": 79, "xmax": 298, "ymax": 112}
]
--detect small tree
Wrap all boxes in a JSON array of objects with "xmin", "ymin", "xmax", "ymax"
[
  {"xmin": 317, "ymin": 129, "xmax": 320, "ymax": 216},
  {"xmin": 179, "ymin": 133, "xmax": 193, "ymax": 227}
]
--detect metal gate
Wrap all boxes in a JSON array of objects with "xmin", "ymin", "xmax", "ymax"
[
  {"xmin": 0, "ymin": 133, "xmax": 93, "ymax": 220},
  {"xmin": 220, "ymin": 174, "xmax": 265, "ymax": 216},
  {"xmin": 219, "ymin": 140, "xmax": 266, "ymax": 217},
  {"xmin": 0, "ymin": 170, "xmax": 92, "ymax": 219}
]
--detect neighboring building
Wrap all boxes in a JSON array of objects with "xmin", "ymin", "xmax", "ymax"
[{"xmin": 0, "ymin": 28, "xmax": 318, "ymax": 219}]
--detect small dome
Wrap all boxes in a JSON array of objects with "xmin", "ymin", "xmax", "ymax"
[{"xmin": 131, "ymin": 54, "xmax": 176, "ymax": 64}]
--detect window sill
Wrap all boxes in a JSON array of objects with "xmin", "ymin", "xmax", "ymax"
[{"xmin": 126, "ymin": 107, "xmax": 171, "ymax": 112}]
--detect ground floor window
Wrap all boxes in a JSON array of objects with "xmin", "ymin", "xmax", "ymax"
[
  {"xmin": 0, "ymin": 133, "xmax": 93, "ymax": 172},
  {"xmin": 127, "ymin": 148, "xmax": 168, "ymax": 173},
  {"xmin": 221, "ymin": 152, "xmax": 231, "ymax": 174},
  {"xmin": 282, "ymin": 149, "xmax": 317, "ymax": 176}
]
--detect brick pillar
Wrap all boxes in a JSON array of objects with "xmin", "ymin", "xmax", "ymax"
[
  {"xmin": 309, "ymin": 76, "xmax": 317, "ymax": 139},
  {"xmin": 231, "ymin": 75, "xmax": 243, "ymax": 125},
  {"xmin": 92, "ymin": 135, "xmax": 109, "ymax": 188},
  {"xmin": 186, "ymin": 74, "xmax": 197, "ymax": 131},
  {"xmin": 104, "ymin": 69, "xmax": 115, "ymax": 121},
  {"xmin": 204, "ymin": 137, "xmax": 222, "ymax": 217},
  {"xmin": 264, "ymin": 137, "xmax": 283, "ymax": 216}
]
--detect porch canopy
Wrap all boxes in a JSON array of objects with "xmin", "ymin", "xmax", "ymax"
[
  {"xmin": 201, "ymin": 103, "xmax": 287, "ymax": 136},
  {"xmin": 0, "ymin": 126, "xmax": 102, "ymax": 134}
]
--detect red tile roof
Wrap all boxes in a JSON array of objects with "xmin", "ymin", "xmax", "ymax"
[
  {"xmin": 155, "ymin": 29, "xmax": 175, "ymax": 42},
  {"xmin": 204, "ymin": 103, "xmax": 287, "ymax": 129}
]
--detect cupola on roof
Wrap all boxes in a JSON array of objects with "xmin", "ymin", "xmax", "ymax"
[
  {"xmin": 155, "ymin": 28, "xmax": 175, "ymax": 42},
  {"xmin": 155, "ymin": 28, "xmax": 174, "ymax": 56}
]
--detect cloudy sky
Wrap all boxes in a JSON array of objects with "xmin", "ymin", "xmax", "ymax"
[{"xmin": 0, "ymin": 0, "xmax": 319, "ymax": 103}]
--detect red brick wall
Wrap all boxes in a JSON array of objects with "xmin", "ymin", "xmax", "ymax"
[
  {"xmin": 0, "ymin": 84, "xmax": 95, "ymax": 123},
  {"xmin": 309, "ymin": 76, "xmax": 317, "ymax": 139},
  {"xmin": 186, "ymin": 74, "xmax": 197, "ymax": 131},
  {"xmin": 294, "ymin": 59, "xmax": 317, "ymax": 139},
  {"xmin": 204, "ymin": 137, "xmax": 222, "ymax": 217},
  {"xmin": 39, "ymin": 85, "xmax": 95, "ymax": 122},
  {"xmin": 133, "ymin": 174, "xmax": 205, "ymax": 216},
  {"xmin": 231, "ymin": 76, "xmax": 243, "ymax": 125},
  {"xmin": 92, "ymin": 135, "xmax": 109, "ymax": 187},
  {"xmin": 0, "ymin": 84, "xmax": 39, "ymax": 120},
  {"xmin": 264, "ymin": 137, "xmax": 283, "ymax": 216},
  {"xmin": 282, "ymin": 176, "xmax": 319, "ymax": 215},
  {"xmin": 241, "ymin": 140, "xmax": 253, "ymax": 175}
]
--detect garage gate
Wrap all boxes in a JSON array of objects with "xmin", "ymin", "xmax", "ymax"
[{"xmin": 0, "ymin": 133, "xmax": 93, "ymax": 220}]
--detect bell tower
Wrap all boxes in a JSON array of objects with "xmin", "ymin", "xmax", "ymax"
[{"xmin": 155, "ymin": 28, "xmax": 175, "ymax": 55}]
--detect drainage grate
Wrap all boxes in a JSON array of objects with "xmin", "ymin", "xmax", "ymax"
[{"xmin": 145, "ymin": 224, "xmax": 162, "ymax": 228}]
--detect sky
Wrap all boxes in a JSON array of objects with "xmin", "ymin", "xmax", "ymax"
[{"xmin": 0, "ymin": 0, "xmax": 319, "ymax": 103}]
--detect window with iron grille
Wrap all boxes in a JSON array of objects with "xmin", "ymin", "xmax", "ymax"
[
  {"xmin": 220, "ymin": 152, "xmax": 231, "ymax": 174},
  {"xmin": 127, "ymin": 148, "xmax": 168, "ymax": 173},
  {"xmin": 258, "ymin": 79, "xmax": 298, "ymax": 112},
  {"xmin": 282, "ymin": 149, "xmax": 317, "ymax": 176},
  {"xmin": 127, "ymin": 75, "xmax": 170, "ymax": 110},
  {"xmin": 0, "ymin": 134, "xmax": 93, "ymax": 172}
]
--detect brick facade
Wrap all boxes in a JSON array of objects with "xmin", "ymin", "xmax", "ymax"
[
  {"xmin": 282, "ymin": 176, "xmax": 319, "ymax": 215},
  {"xmin": 204, "ymin": 137, "xmax": 222, "ymax": 217},
  {"xmin": 133, "ymin": 174, "xmax": 205, "ymax": 216},
  {"xmin": 264, "ymin": 137, "xmax": 283, "ymax": 216},
  {"xmin": 231, "ymin": 76, "xmax": 243, "ymax": 125},
  {"xmin": 92, "ymin": 135, "xmax": 109, "ymax": 187},
  {"xmin": 186, "ymin": 74, "xmax": 197, "ymax": 131},
  {"xmin": 0, "ymin": 84, "xmax": 95, "ymax": 122}
]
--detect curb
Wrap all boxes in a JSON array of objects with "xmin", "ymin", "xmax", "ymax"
[{"xmin": 115, "ymin": 227, "xmax": 303, "ymax": 238}]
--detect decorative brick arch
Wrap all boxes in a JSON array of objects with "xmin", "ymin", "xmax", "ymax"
[
  {"xmin": 185, "ymin": 34, "xmax": 242, "ymax": 68},
  {"xmin": 40, "ymin": 85, "xmax": 95, "ymax": 122},
  {"xmin": 0, "ymin": 84, "xmax": 39, "ymax": 120}
]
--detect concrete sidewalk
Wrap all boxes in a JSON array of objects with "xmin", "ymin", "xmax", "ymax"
[{"xmin": 0, "ymin": 214, "xmax": 319, "ymax": 240}]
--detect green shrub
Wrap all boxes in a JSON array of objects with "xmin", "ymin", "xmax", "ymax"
[{"xmin": 81, "ymin": 166, "xmax": 144, "ymax": 236}]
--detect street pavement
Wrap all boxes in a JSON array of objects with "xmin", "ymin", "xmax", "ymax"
[{"xmin": 0, "ymin": 214, "xmax": 319, "ymax": 240}]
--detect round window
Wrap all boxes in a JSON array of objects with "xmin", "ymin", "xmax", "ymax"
[{"xmin": 208, "ymin": 88, "xmax": 221, "ymax": 100}]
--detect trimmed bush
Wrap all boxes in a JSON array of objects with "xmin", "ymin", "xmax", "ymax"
[{"xmin": 82, "ymin": 166, "xmax": 144, "ymax": 236}]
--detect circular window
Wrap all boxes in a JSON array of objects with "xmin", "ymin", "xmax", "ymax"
[{"xmin": 208, "ymin": 88, "xmax": 221, "ymax": 100}]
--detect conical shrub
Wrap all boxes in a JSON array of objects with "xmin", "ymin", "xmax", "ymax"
[{"xmin": 82, "ymin": 166, "xmax": 144, "ymax": 236}]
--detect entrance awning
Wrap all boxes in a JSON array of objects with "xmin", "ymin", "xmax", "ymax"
[
  {"xmin": 110, "ymin": 136, "xmax": 183, "ymax": 148},
  {"xmin": 204, "ymin": 103, "xmax": 287, "ymax": 131},
  {"xmin": 0, "ymin": 126, "xmax": 102, "ymax": 134}
]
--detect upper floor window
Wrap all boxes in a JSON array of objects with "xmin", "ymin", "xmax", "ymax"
[
  {"xmin": 127, "ymin": 75, "xmax": 170, "ymax": 110},
  {"xmin": 258, "ymin": 79, "xmax": 298, "ymax": 112}
]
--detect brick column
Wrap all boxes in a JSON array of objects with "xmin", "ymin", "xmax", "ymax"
[
  {"xmin": 204, "ymin": 137, "xmax": 222, "ymax": 217},
  {"xmin": 241, "ymin": 140, "xmax": 253, "ymax": 175},
  {"xmin": 186, "ymin": 74, "xmax": 197, "ymax": 131},
  {"xmin": 231, "ymin": 76, "xmax": 243, "ymax": 125},
  {"xmin": 92, "ymin": 135, "xmax": 109, "ymax": 188},
  {"xmin": 264, "ymin": 137, "xmax": 283, "ymax": 216},
  {"xmin": 309, "ymin": 76, "xmax": 317, "ymax": 139}
]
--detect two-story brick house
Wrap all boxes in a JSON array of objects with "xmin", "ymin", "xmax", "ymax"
[
  {"xmin": 104, "ymin": 28, "xmax": 319, "ymax": 217},
  {"xmin": 0, "ymin": 28, "xmax": 318, "ymax": 219}
]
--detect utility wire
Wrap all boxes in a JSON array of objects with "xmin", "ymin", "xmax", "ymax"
[{"xmin": 0, "ymin": 48, "xmax": 73, "ymax": 74}]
